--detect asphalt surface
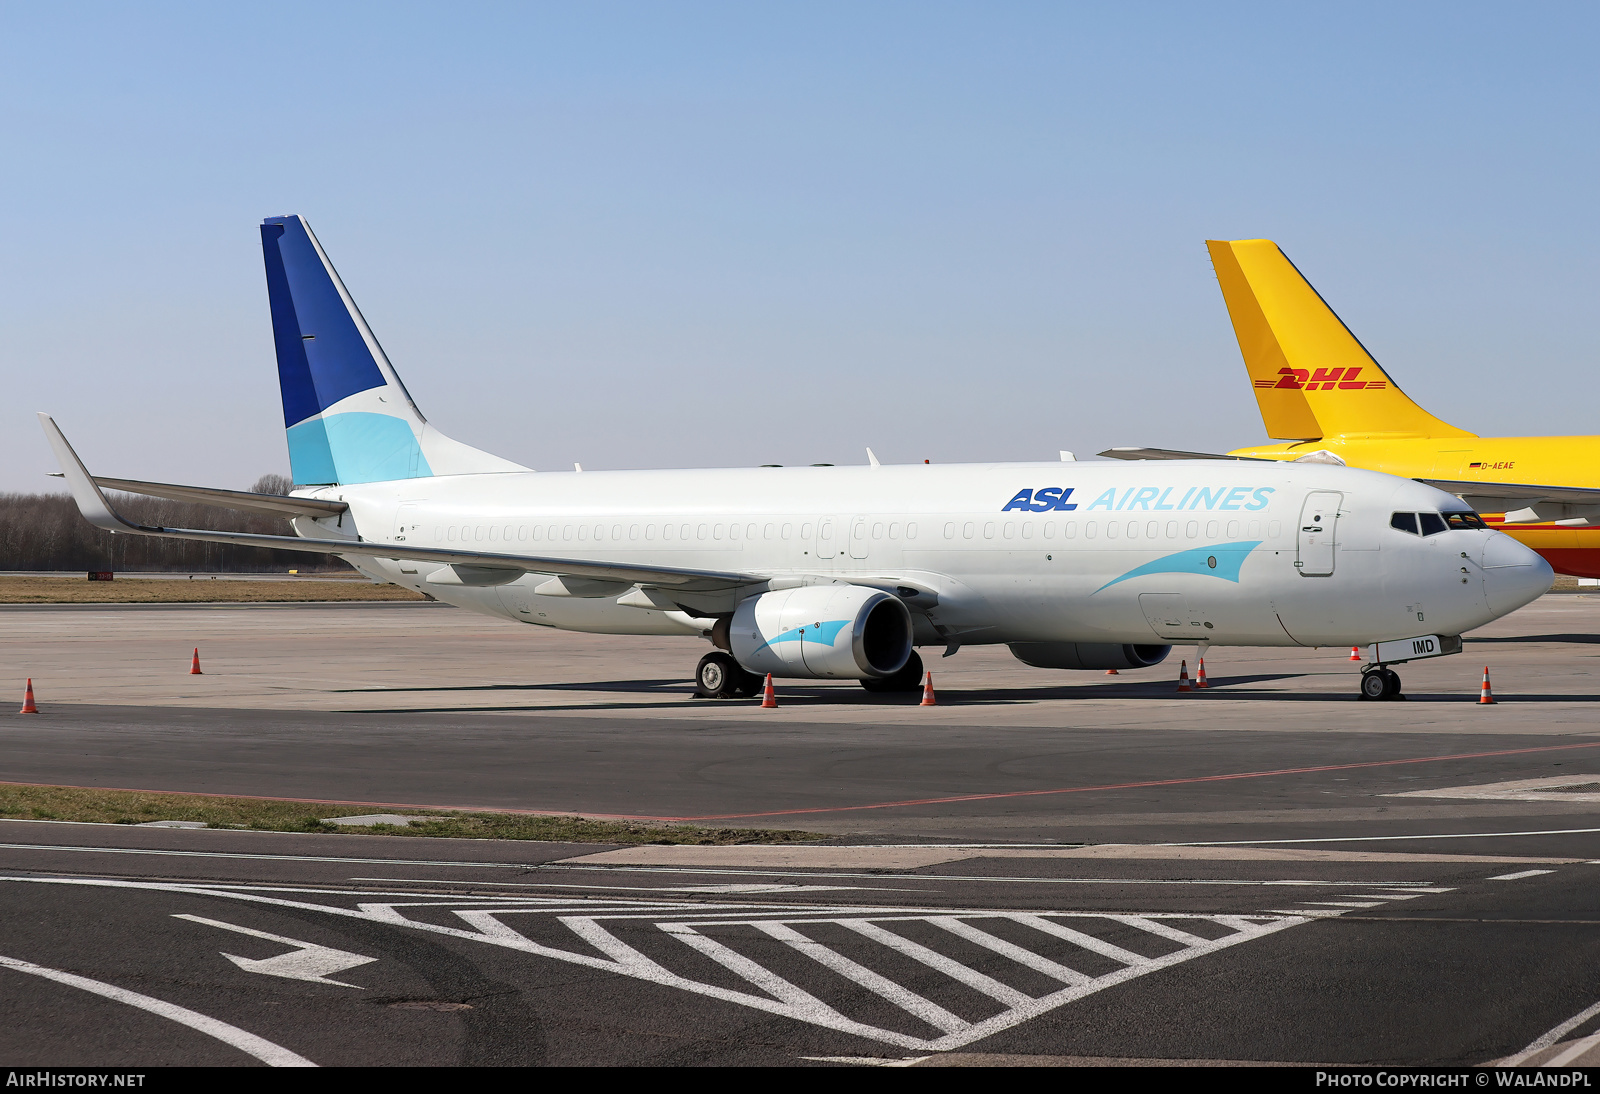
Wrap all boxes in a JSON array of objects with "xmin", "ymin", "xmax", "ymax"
[{"xmin": 0, "ymin": 597, "xmax": 1597, "ymax": 1066}]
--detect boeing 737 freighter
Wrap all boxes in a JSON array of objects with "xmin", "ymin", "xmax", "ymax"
[{"xmin": 38, "ymin": 217, "xmax": 1554, "ymax": 701}]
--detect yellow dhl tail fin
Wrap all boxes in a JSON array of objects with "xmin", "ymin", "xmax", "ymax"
[{"xmin": 1205, "ymin": 239, "xmax": 1473, "ymax": 440}]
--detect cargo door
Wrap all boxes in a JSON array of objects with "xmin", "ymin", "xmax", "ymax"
[
  {"xmin": 1139, "ymin": 592, "xmax": 1195, "ymax": 640},
  {"xmin": 1296, "ymin": 491, "xmax": 1341, "ymax": 577}
]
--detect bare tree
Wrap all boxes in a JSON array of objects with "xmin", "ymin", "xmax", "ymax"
[{"xmin": 0, "ymin": 476, "xmax": 353, "ymax": 572}]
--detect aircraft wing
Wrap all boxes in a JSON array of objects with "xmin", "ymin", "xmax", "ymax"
[
  {"xmin": 39, "ymin": 414, "xmax": 755, "ymax": 593},
  {"xmin": 50, "ymin": 473, "xmax": 348, "ymax": 518},
  {"xmin": 1098, "ymin": 447, "xmax": 1273, "ymax": 462},
  {"xmin": 1420, "ymin": 479, "xmax": 1600, "ymax": 521},
  {"xmin": 1420, "ymin": 479, "xmax": 1600, "ymax": 505}
]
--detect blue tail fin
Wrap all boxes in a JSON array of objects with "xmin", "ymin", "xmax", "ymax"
[{"xmin": 260, "ymin": 215, "xmax": 525, "ymax": 485}]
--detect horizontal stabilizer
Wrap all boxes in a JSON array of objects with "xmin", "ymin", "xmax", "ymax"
[
  {"xmin": 1099, "ymin": 447, "xmax": 1272, "ymax": 462},
  {"xmin": 49, "ymin": 473, "xmax": 347, "ymax": 518},
  {"xmin": 38, "ymin": 413, "xmax": 752, "ymax": 593}
]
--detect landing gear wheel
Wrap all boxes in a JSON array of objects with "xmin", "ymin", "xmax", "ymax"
[
  {"xmin": 694, "ymin": 652, "xmax": 747, "ymax": 699},
  {"xmin": 860, "ymin": 650, "xmax": 925, "ymax": 693},
  {"xmin": 1381, "ymin": 668, "xmax": 1403, "ymax": 699},
  {"xmin": 1359, "ymin": 667, "xmax": 1403, "ymax": 701}
]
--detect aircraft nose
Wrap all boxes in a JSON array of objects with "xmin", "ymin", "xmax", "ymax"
[{"xmin": 1482, "ymin": 532, "xmax": 1554, "ymax": 616}]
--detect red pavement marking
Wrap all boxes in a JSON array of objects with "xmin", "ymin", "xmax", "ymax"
[{"xmin": 5, "ymin": 740, "xmax": 1600, "ymax": 824}]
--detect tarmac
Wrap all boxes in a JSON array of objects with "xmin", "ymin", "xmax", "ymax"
[{"xmin": 1, "ymin": 594, "xmax": 1598, "ymax": 1066}]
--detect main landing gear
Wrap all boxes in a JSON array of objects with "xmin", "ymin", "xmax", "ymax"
[
  {"xmin": 1360, "ymin": 665, "xmax": 1403, "ymax": 701},
  {"xmin": 694, "ymin": 651, "xmax": 763, "ymax": 699},
  {"xmin": 860, "ymin": 650, "xmax": 925, "ymax": 693}
]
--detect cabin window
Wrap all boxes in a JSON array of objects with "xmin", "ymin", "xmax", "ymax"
[
  {"xmin": 1021, "ymin": 523, "xmax": 1033, "ymax": 540},
  {"xmin": 1106, "ymin": 522, "xmax": 1120, "ymax": 540},
  {"xmin": 1390, "ymin": 512, "xmax": 1419, "ymax": 535},
  {"xmin": 747, "ymin": 523, "xmax": 757, "ymax": 539},
  {"xmin": 1042, "ymin": 522, "xmax": 1055, "ymax": 539},
  {"xmin": 563, "ymin": 525, "xmax": 574, "ymax": 541},
  {"xmin": 518, "ymin": 525, "xmax": 529, "ymax": 541},
  {"xmin": 1205, "ymin": 520, "xmax": 1219, "ymax": 539},
  {"xmin": 1247, "ymin": 521, "xmax": 1260, "ymax": 539},
  {"xmin": 1062, "ymin": 521, "xmax": 1075, "ymax": 539},
  {"xmin": 1419, "ymin": 512, "xmax": 1448, "ymax": 536},
  {"xmin": 447, "ymin": 527, "xmax": 457, "ymax": 542},
  {"xmin": 781, "ymin": 523, "xmax": 793, "ymax": 539},
  {"xmin": 1165, "ymin": 521, "xmax": 1177, "ymax": 538},
  {"xmin": 488, "ymin": 526, "xmax": 498, "ymax": 542},
  {"xmin": 800, "ymin": 523, "xmax": 813, "ymax": 539},
  {"xmin": 577, "ymin": 526, "xmax": 587, "ymax": 541},
  {"xmin": 1444, "ymin": 511, "xmax": 1488, "ymax": 530},
  {"xmin": 906, "ymin": 522, "xmax": 917, "ymax": 539},
  {"xmin": 888, "ymin": 522, "xmax": 900, "ymax": 539},
  {"xmin": 1003, "ymin": 522, "xmax": 1015, "ymax": 540},
  {"xmin": 612, "ymin": 524, "xmax": 622, "ymax": 540},
  {"xmin": 873, "ymin": 522, "xmax": 885, "ymax": 539},
  {"xmin": 727, "ymin": 524, "xmax": 738, "ymax": 541},
  {"xmin": 944, "ymin": 522, "xmax": 955, "ymax": 539},
  {"xmin": 1084, "ymin": 521, "xmax": 1097, "ymax": 539},
  {"xmin": 963, "ymin": 522, "xmax": 975, "ymax": 539},
  {"xmin": 644, "ymin": 525, "xmax": 655, "ymax": 540},
  {"xmin": 1186, "ymin": 520, "xmax": 1199, "ymax": 538},
  {"xmin": 1268, "ymin": 520, "xmax": 1281, "ymax": 538},
  {"xmin": 1226, "ymin": 520, "xmax": 1240, "ymax": 539},
  {"xmin": 707, "ymin": 524, "xmax": 718, "ymax": 540},
  {"xmin": 983, "ymin": 523, "xmax": 996, "ymax": 539}
]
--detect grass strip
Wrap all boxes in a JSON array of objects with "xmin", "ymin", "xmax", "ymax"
[
  {"xmin": 0, "ymin": 783, "xmax": 822, "ymax": 844},
  {"xmin": 0, "ymin": 577, "xmax": 426, "ymax": 604}
]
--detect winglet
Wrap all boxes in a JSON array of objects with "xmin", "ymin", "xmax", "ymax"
[{"xmin": 36, "ymin": 413, "xmax": 140, "ymax": 533}]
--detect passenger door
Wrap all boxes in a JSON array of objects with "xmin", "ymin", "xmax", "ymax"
[
  {"xmin": 815, "ymin": 518, "xmax": 838, "ymax": 560},
  {"xmin": 1296, "ymin": 491, "xmax": 1341, "ymax": 577}
]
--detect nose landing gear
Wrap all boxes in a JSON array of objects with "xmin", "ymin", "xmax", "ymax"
[{"xmin": 1359, "ymin": 666, "xmax": 1403, "ymax": 701}]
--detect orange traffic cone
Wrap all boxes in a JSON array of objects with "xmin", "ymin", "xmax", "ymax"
[
  {"xmin": 761, "ymin": 673, "xmax": 777, "ymax": 708},
  {"xmin": 19, "ymin": 679, "xmax": 37, "ymax": 714},
  {"xmin": 1177, "ymin": 660, "xmax": 1191, "ymax": 693},
  {"xmin": 189, "ymin": 648, "xmax": 202, "ymax": 675},
  {"xmin": 1195, "ymin": 658, "xmax": 1209, "ymax": 689},
  {"xmin": 1349, "ymin": 646, "xmax": 1362, "ymax": 662},
  {"xmin": 1479, "ymin": 667, "xmax": 1496, "ymax": 705},
  {"xmin": 1105, "ymin": 668, "xmax": 1119, "ymax": 675},
  {"xmin": 920, "ymin": 672, "xmax": 937, "ymax": 706}
]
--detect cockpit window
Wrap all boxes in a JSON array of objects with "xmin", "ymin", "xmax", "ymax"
[
  {"xmin": 1418, "ymin": 512, "xmax": 1448, "ymax": 536},
  {"xmin": 1443, "ymin": 510, "xmax": 1488, "ymax": 530},
  {"xmin": 1390, "ymin": 512, "xmax": 1419, "ymax": 535}
]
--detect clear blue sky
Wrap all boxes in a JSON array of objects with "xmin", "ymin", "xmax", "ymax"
[{"xmin": 3, "ymin": 2, "xmax": 1597, "ymax": 491}]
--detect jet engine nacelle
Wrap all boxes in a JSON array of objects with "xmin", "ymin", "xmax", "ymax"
[
  {"xmin": 732, "ymin": 585, "xmax": 913, "ymax": 680},
  {"xmin": 1009, "ymin": 641, "xmax": 1171, "ymax": 671}
]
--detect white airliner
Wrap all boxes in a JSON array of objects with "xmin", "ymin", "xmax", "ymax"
[{"xmin": 38, "ymin": 215, "xmax": 1553, "ymax": 702}]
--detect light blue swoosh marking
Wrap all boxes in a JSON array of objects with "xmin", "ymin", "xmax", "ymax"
[
  {"xmin": 1093, "ymin": 541, "xmax": 1263, "ymax": 594},
  {"xmin": 761, "ymin": 619, "xmax": 850, "ymax": 650}
]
